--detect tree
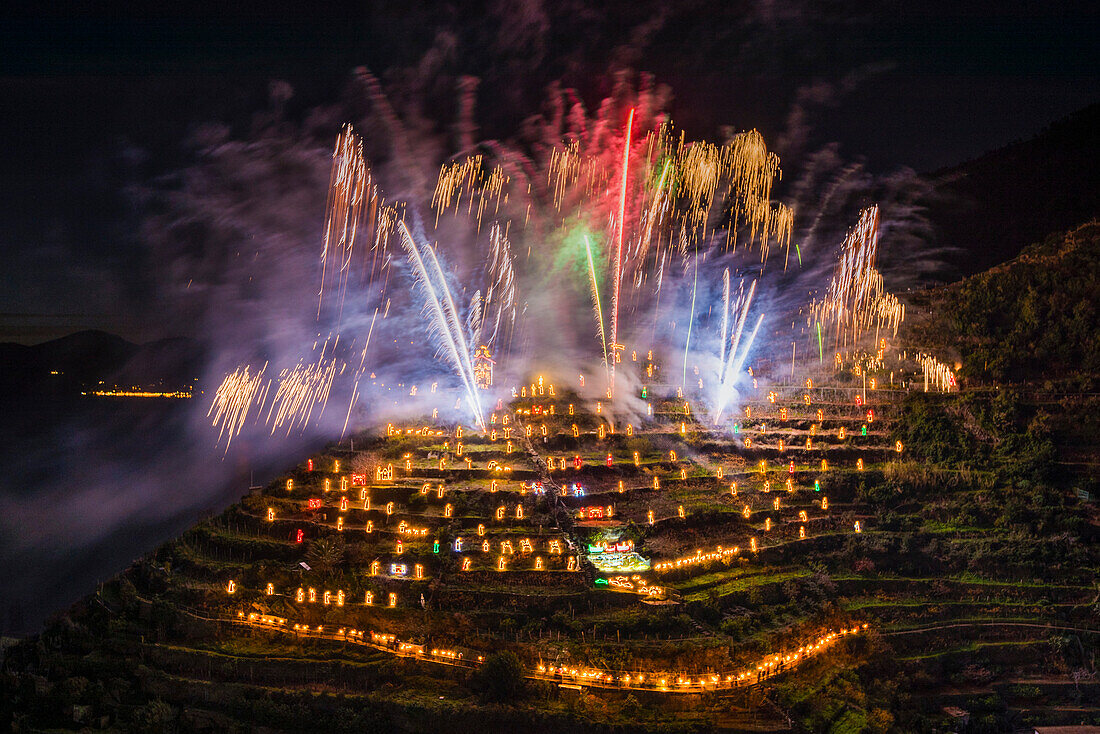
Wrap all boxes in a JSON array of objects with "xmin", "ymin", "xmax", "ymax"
[{"xmin": 471, "ymin": 651, "xmax": 526, "ymax": 701}]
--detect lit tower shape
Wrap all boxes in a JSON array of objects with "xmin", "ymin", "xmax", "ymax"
[{"xmin": 473, "ymin": 345, "xmax": 494, "ymax": 390}]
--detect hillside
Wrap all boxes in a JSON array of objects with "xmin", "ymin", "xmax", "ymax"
[
  {"xmin": 911, "ymin": 221, "xmax": 1100, "ymax": 386},
  {"xmin": 3, "ymin": 334, "xmax": 1098, "ymax": 731}
]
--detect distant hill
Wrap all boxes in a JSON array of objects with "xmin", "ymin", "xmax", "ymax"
[
  {"xmin": 0, "ymin": 329, "xmax": 202, "ymax": 395},
  {"xmin": 927, "ymin": 103, "xmax": 1100, "ymax": 277}
]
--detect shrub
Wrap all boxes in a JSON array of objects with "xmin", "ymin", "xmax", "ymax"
[{"xmin": 471, "ymin": 651, "xmax": 527, "ymax": 702}]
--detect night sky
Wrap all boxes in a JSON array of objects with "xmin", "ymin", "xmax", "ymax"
[{"xmin": 1, "ymin": 0, "xmax": 1097, "ymax": 343}]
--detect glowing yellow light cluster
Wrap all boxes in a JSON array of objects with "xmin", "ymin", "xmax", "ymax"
[{"xmin": 653, "ymin": 545, "xmax": 740, "ymax": 572}]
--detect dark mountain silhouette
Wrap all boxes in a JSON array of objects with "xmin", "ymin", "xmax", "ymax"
[
  {"xmin": 0, "ymin": 330, "xmax": 202, "ymax": 395},
  {"xmin": 927, "ymin": 102, "xmax": 1100, "ymax": 277}
]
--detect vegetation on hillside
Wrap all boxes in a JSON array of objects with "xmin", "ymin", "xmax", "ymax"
[{"xmin": 920, "ymin": 222, "xmax": 1100, "ymax": 384}]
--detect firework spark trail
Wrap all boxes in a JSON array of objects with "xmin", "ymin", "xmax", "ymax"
[
  {"xmin": 609, "ymin": 108, "xmax": 634, "ymax": 396},
  {"xmin": 342, "ymin": 380, "xmax": 360, "ymax": 438},
  {"xmin": 432, "ymin": 156, "xmax": 508, "ymax": 233},
  {"xmin": 423, "ymin": 238, "xmax": 484, "ymax": 424},
  {"xmin": 208, "ymin": 363, "xmax": 269, "ymax": 451},
  {"xmin": 467, "ymin": 290, "xmax": 484, "ymax": 346},
  {"xmin": 635, "ymin": 158, "xmax": 673, "ymax": 263},
  {"xmin": 919, "ymin": 353, "xmax": 956, "ymax": 392},
  {"xmin": 319, "ymin": 125, "xmax": 372, "ymax": 323},
  {"xmin": 730, "ymin": 313, "xmax": 764, "ymax": 380},
  {"xmin": 484, "ymin": 222, "xmax": 516, "ymax": 347},
  {"xmin": 583, "ymin": 235, "xmax": 610, "ymax": 388},
  {"xmin": 357, "ymin": 307, "xmax": 379, "ymax": 373},
  {"xmin": 726, "ymin": 280, "xmax": 757, "ymax": 381},
  {"xmin": 398, "ymin": 221, "xmax": 485, "ymax": 430},
  {"xmin": 720, "ymin": 267, "xmax": 730, "ymax": 369},
  {"xmin": 713, "ymin": 279, "xmax": 758, "ymax": 423},
  {"xmin": 265, "ymin": 358, "xmax": 338, "ymax": 437},
  {"xmin": 811, "ymin": 205, "xmax": 904, "ymax": 349},
  {"xmin": 682, "ymin": 254, "xmax": 699, "ymax": 389}
]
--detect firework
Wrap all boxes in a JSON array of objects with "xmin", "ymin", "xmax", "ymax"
[
  {"xmin": 208, "ymin": 364, "xmax": 270, "ymax": 451},
  {"xmin": 713, "ymin": 274, "xmax": 760, "ymax": 423},
  {"xmin": 319, "ymin": 125, "xmax": 375, "ymax": 322},
  {"xmin": 583, "ymin": 235, "xmax": 610, "ymax": 387},
  {"xmin": 206, "ymin": 85, "xmax": 925, "ymax": 447},
  {"xmin": 398, "ymin": 221, "xmax": 485, "ymax": 429},
  {"xmin": 609, "ymin": 108, "xmax": 634, "ymax": 395},
  {"xmin": 811, "ymin": 206, "xmax": 905, "ymax": 350},
  {"xmin": 918, "ymin": 353, "xmax": 956, "ymax": 392},
  {"xmin": 266, "ymin": 357, "xmax": 338, "ymax": 436}
]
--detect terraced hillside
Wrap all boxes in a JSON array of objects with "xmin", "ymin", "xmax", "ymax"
[{"xmin": 3, "ymin": 345, "xmax": 1098, "ymax": 732}]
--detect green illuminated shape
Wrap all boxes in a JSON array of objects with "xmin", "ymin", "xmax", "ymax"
[
  {"xmin": 594, "ymin": 578, "xmax": 608, "ymax": 585},
  {"xmin": 433, "ymin": 540, "xmax": 440, "ymax": 553},
  {"xmin": 641, "ymin": 386, "xmax": 647, "ymax": 398},
  {"xmin": 861, "ymin": 425, "xmax": 867, "ymax": 436},
  {"xmin": 814, "ymin": 480, "xmax": 821, "ymax": 491}
]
